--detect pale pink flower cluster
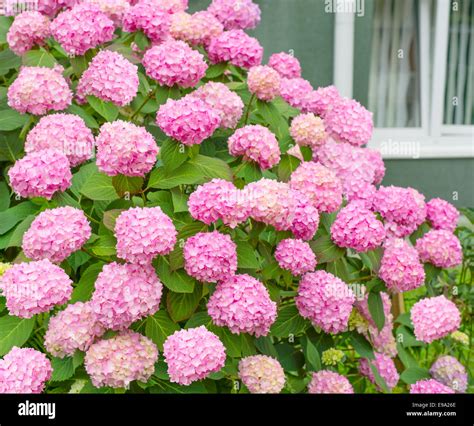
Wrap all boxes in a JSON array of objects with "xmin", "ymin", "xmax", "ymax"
[
  {"xmin": 228, "ymin": 125, "xmax": 281, "ymax": 169},
  {"xmin": 330, "ymin": 201, "xmax": 385, "ymax": 252},
  {"xmin": 207, "ymin": 274, "xmax": 277, "ymax": 337},
  {"xmin": 0, "ymin": 259, "xmax": 72, "ymax": 318},
  {"xmin": 25, "ymin": 113, "xmax": 95, "ymax": 167},
  {"xmin": 35, "ymin": 0, "xmax": 79, "ymax": 17},
  {"xmin": 207, "ymin": 29, "xmax": 263, "ymax": 69},
  {"xmin": 302, "ymin": 85, "xmax": 340, "ymax": 118},
  {"xmin": 156, "ymin": 95, "xmax": 220, "ymax": 145},
  {"xmin": 96, "ymin": 120, "xmax": 158, "ymax": 177},
  {"xmin": 247, "ymin": 65, "xmax": 281, "ymax": 101},
  {"xmin": 373, "ymin": 186, "xmax": 427, "ymax": 237},
  {"xmin": 115, "ymin": 207, "xmax": 177, "ymax": 264},
  {"xmin": 429, "ymin": 355, "xmax": 467, "ymax": 393},
  {"xmin": 359, "ymin": 352, "xmax": 399, "ymax": 391},
  {"xmin": 143, "ymin": 40, "xmax": 207, "ymax": 88},
  {"xmin": 426, "ymin": 198, "xmax": 459, "ymax": 232},
  {"xmin": 138, "ymin": 0, "xmax": 187, "ymax": 14},
  {"xmin": 208, "ymin": 0, "xmax": 260, "ymax": 30},
  {"xmin": 170, "ymin": 11, "xmax": 223, "ymax": 46},
  {"xmin": 191, "ymin": 82, "xmax": 244, "ymax": 129},
  {"xmin": 268, "ymin": 52, "xmax": 301, "ymax": 79},
  {"xmin": 415, "ymin": 229, "xmax": 462, "ymax": 268},
  {"xmin": 87, "ymin": 0, "xmax": 131, "ymax": 26},
  {"xmin": 123, "ymin": 2, "xmax": 171, "ymax": 43},
  {"xmin": 7, "ymin": 11, "xmax": 51, "ymax": 55},
  {"xmin": 280, "ymin": 77, "xmax": 313, "ymax": 109},
  {"xmin": 308, "ymin": 370, "xmax": 354, "ymax": 394},
  {"xmin": 290, "ymin": 113, "xmax": 327, "ymax": 149},
  {"xmin": 22, "ymin": 206, "xmax": 91, "ymax": 263},
  {"xmin": 238, "ymin": 355, "xmax": 285, "ymax": 394},
  {"xmin": 323, "ymin": 97, "xmax": 373, "ymax": 147},
  {"xmin": 296, "ymin": 271, "xmax": 355, "ymax": 333},
  {"xmin": 184, "ymin": 231, "xmax": 237, "ymax": 283},
  {"xmin": 163, "ymin": 326, "xmax": 226, "ymax": 385},
  {"xmin": 410, "ymin": 379, "xmax": 455, "ymax": 394},
  {"xmin": 8, "ymin": 65, "xmax": 72, "ymax": 115},
  {"xmin": 44, "ymin": 301, "xmax": 105, "ymax": 358},
  {"xmin": 378, "ymin": 238, "xmax": 425, "ymax": 293},
  {"xmin": 274, "ymin": 239, "xmax": 316, "ymax": 276},
  {"xmin": 289, "ymin": 162, "xmax": 342, "ymax": 213},
  {"xmin": 85, "ymin": 331, "xmax": 158, "ymax": 389},
  {"xmin": 188, "ymin": 179, "xmax": 250, "ymax": 228},
  {"xmin": 90, "ymin": 262, "xmax": 163, "ymax": 330},
  {"xmin": 411, "ymin": 295, "xmax": 461, "ymax": 343},
  {"xmin": 76, "ymin": 50, "xmax": 139, "ymax": 107},
  {"xmin": 290, "ymin": 195, "xmax": 320, "ymax": 240},
  {"xmin": 8, "ymin": 149, "xmax": 72, "ymax": 199},
  {"xmin": 0, "ymin": 347, "xmax": 52, "ymax": 394},
  {"xmin": 51, "ymin": 3, "xmax": 114, "ymax": 56}
]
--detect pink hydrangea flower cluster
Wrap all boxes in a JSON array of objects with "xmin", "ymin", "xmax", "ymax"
[
  {"xmin": 228, "ymin": 125, "xmax": 281, "ymax": 169},
  {"xmin": 22, "ymin": 206, "xmax": 91, "ymax": 263},
  {"xmin": 296, "ymin": 271, "xmax": 355, "ymax": 333},
  {"xmin": 238, "ymin": 355, "xmax": 285, "ymax": 394},
  {"xmin": 95, "ymin": 120, "xmax": 158, "ymax": 177},
  {"xmin": 44, "ymin": 301, "xmax": 105, "ymax": 358},
  {"xmin": 429, "ymin": 355, "xmax": 467, "ymax": 393},
  {"xmin": 0, "ymin": 347, "xmax": 52, "ymax": 394},
  {"xmin": 426, "ymin": 198, "xmax": 459, "ymax": 232},
  {"xmin": 308, "ymin": 370, "xmax": 354, "ymax": 394},
  {"xmin": 184, "ymin": 231, "xmax": 237, "ymax": 283},
  {"xmin": 87, "ymin": 0, "xmax": 131, "ymax": 26},
  {"xmin": 35, "ymin": 0, "xmax": 79, "ymax": 17},
  {"xmin": 123, "ymin": 2, "xmax": 170, "ymax": 43},
  {"xmin": 191, "ymin": 82, "xmax": 244, "ymax": 129},
  {"xmin": 302, "ymin": 85, "xmax": 341, "ymax": 118},
  {"xmin": 207, "ymin": 274, "xmax": 277, "ymax": 337},
  {"xmin": 415, "ymin": 229, "xmax": 462, "ymax": 268},
  {"xmin": 0, "ymin": 259, "xmax": 72, "ymax": 318},
  {"xmin": 268, "ymin": 52, "xmax": 301, "ymax": 79},
  {"xmin": 290, "ymin": 194, "xmax": 320, "ymax": 240},
  {"xmin": 8, "ymin": 149, "xmax": 72, "ymax": 199},
  {"xmin": 289, "ymin": 162, "xmax": 343, "ymax": 213},
  {"xmin": 411, "ymin": 295, "xmax": 461, "ymax": 343},
  {"xmin": 280, "ymin": 77, "xmax": 313, "ymax": 109},
  {"xmin": 8, "ymin": 65, "xmax": 72, "ymax": 115},
  {"xmin": 91, "ymin": 262, "xmax": 163, "ymax": 330},
  {"xmin": 138, "ymin": 0, "xmax": 187, "ymax": 14},
  {"xmin": 290, "ymin": 113, "xmax": 327, "ymax": 150},
  {"xmin": 115, "ymin": 207, "xmax": 177, "ymax": 264},
  {"xmin": 330, "ymin": 201, "xmax": 385, "ymax": 252},
  {"xmin": 359, "ymin": 352, "xmax": 399, "ymax": 391},
  {"xmin": 247, "ymin": 65, "xmax": 281, "ymax": 101},
  {"xmin": 25, "ymin": 113, "xmax": 95, "ymax": 167},
  {"xmin": 373, "ymin": 186, "xmax": 427, "ymax": 237},
  {"xmin": 208, "ymin": 0, "xmax": 260, "ymax": 30},
  {"xmin": 157, "ymin": 95, "xmax": 221, "ymax": 145},
  {"xmin": 143, "ymin": 40, "xmax": 207, "ymax": 88},
  {"xmin": 7, "ymin": 11, "xmax": 51, "ymax": 55},
  {"xmin": 378, "ymin": 238, "xmax": 425, "ymax": 293},
  {"xmin": 188, "ymin": 179, "xmax": 250, "ymax": 228},
  {"xmin": 85, "ymin": 331, "xmax": 158, "ymax": 389},
  {"xmin": 51, "ymin": 3, "xmax": 114, "ymax": 55},
  {"xmin": 323, "ymin": 97, "xmax": 373, "ymax": 146},
  {"xmin": 170, "ymin": 11, "xmax": 223, "ymax": 46},
  {"xmin": 274, "ymin": 238, "xmax": 316, "ymax": 276},
  {"xmin": 410, "ymin": 379, "xmax": 455, "ymax": 394},
  {"xmin": 163, "ymin": 326, "xmax": 226, "ymax": 385},
  {"xmin": 207, "ymin": 29, "xmax": 263, "ymax": 69},
  {"xmin": 76, "ymin": 50, "xmax": 139, "ymax": 106}
]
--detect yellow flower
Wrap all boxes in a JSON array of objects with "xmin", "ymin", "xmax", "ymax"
[
  {"xmin": 450, "ymin": 331, "xmax": 469, "ymax": 346},
  {"xmin": 322, "ymin": 348, "xmax": 345, "ymax": 366}
]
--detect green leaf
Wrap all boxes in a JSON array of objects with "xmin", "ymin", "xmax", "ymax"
[
  {"xmin": 71, "ymin": 262, "xmax": 105, "ymax": 303},
  {"xmin": 302, "ymin": 336, "xmax": 322, "ymax": 371},
  {"xmin": 188, "ymin": 154, "xmax": 233, "ymax": 181},
  {"xmin": 66, "ymin": 104, "xmax": 99, "ymax": 129},
  {"xmin": 0, "ymin": 16, "xmax": 12, "ymax": 44},
  {"xmin": 150, "ymin": 381, "xmax": 207, "ymax": 394},
  {"xmin": 349, "ymin": 333, "xmax": 375, "ymax": 360},
  {"xmin": 395, "ymin": 313, "xmax": 413, "ymax": 328},
  {"xmin": 368, "ymin": 292, "xmax": 385, "ymax": 332},
  {"xmin": 22, "ymin": 48, "xmax": 57, "ymax": 68},
  {"xmin": 153, "ymin": 257, "xmax": 195, "ymax": 293},
  {"xmin": 145, "ymin": 311, "xmax": 180, "ymax": 350},
  {"xmin": 368, "ymin": 361, "xmax": 390, "ymax": 393},
  {"xmin": 325, "ymin": 257, "xmax": 350, "ymax": 282},
  {"xmin": 234, "ymin": 161, "xmax": 262, "ymax": 183},
  {"xmin": 270, "ymin": 304, "xmax": 308, "ymax": 338},
  {"xmin": 310, "ymin": 235, "xmax": 345, "ymax": 263},
  {"xmin": 86, "ymin": 96, "xmax": 119, "ymax": 122},
  {"xmin": 80, "ymin": 172, "xmax": 119, "ymax": 201},
  {"xmin": 254, "ymin": 336, "xmax": 279, "ymax": 358},
  {"xmin": 396, "ymin": 325, "xmax": 425, "ymax": 348},
  {"xmin": 170, "ymin": 188, "xmax": 188, "ymax": 213},
  {"xmin": 205, "ymin": 62, "xmax": 227, "ymax": 79},
  {"xmin": 90, "ymin": 234, "xmax": 117, "ymax": 257},
  {"xmin": 70, "ymin": 55, "xmax": 89, "ymax": 78},
  {"xmin": 0, "ymin": 202, "xmax": 37, "ymax": 234},
  {"xmin": 256, "ymin": 99, "xmax": 289, "ymax": 140},
  {"xmin": 155, "ymin": 85, "xmax": 181, "ymax": 105},
  {"xmin": 167, "ymin": 285, "xmax": 202, "ymax": 322},
  {"xmin": 0, "ymin": 181, "xmax": 10, "ymax": 211},
  {"xmin": 400, "ymin": 367, "xmax": 431, "ymax": 385},
  {"xmin": 4, "ymin": 215, "xmax": 35, "ymax": 248},
  {"xmin": 396, "ymin": 343, "xmax": 418, "ymax": 368},
  {"xmin": 134, "ymin": 31, "xmax": 150, "ymax": 50},
  {"xmin": 102, "ymin": 209, "xmax": 123, "ymax": 231},
  {"xmin": 0, "ymin": 49, "xmax": 21, "ymax": 75},
  {"xmin": 0, "ymin": 109, "xmax": 29, "ymax": 131},
  {"xmin": 0, "ymin": 316, "xmax": 35, "ymax": 356},
  {"xmin": 236, "ymin": 240, "xmax": 260, "ymax": 269},
  {"xmin": 209, "ymin": 325, "xmax": 242, "ymax": 358},
  {"xmin": 51, "ymin": 357, "xmax": 75, "ymax": 382},
  {"xmin": 359, "ymin": 247, "xmax": 383, "ymax": 272},
  {"xmin": 185, "ymin": 312, "xmax": 212, "ymax": 329},
  {"xmin": 277, "ymin": 154, "xmax": 300, "ymax": 182},
  {"xmin": 160, "ymin": 139, "xmax": 188, "ymax": 171},
  {"xmin": 112, "ymin": 175, "xmax": 144, "ymax": 197},
  {"xmin": 0, "ymin": 130, "xmax": 24, "ymax": 161}
]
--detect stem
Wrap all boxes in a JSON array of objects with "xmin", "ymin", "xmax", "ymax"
[
  {"xmin": 243, "ymin": 93, "xmax": 255, "ymax": 125},
  {"xmin": 131, "ymin": 87, "xmax": 158, "ymax": 120}
]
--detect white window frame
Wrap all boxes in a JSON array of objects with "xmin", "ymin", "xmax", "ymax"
[{"xmin": 333, "ymin": 0, "xmax": 474, "ymax": 159}]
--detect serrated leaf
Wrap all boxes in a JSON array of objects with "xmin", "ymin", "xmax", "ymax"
[
  {"xmin": 310, "ymin": 235, "xmax": 345, "ymax": 263},
  {"xmin": 86, "ymin": 96, "xmax": 119, "ymax": 122},
  {"xmin": 80, "ymin": 172, "xmax": 119, "ymax": 201},
  {"xmin": 0, "ymin": 316, "xmax": 35, "ymax": 356},
  {"xmin": 0, "ymin": 202, "xmax": 37, "ymax": 234},
  {"xmin": 153, "ymin": 257, "xmax": 194, "ymax": 293},
  {"xmin": 350, "ymin": 333, "xmax": 375, "ymax": 360},
  {"xmin": 205, "ymin": 62, "xmax": 227, "ymax": 79},
  {"xmin": 400, "ymin": 367, "xmax": 431, "ymax": 385},
  {"xmin": 71, "ymin": 262, "xmax": 105, "ymax": 303},
  {"xmin": 160, "ymin": 139, "xmax": 188, "ymax": 171},
  {"xmin": 167, "ymin": 285, "xmax": 202, "ymax": 322},
  {"xmin": 0, "ymin": 109, "xmax": 29, "ymax": 131},
  {"xmin": 302, "ymin": 336, "xmax": 321, "ymax": 371},
  {"xmin": 368, "ymin": 292, "xmax": 385, "ymax": 332},
  {"xmin": 90, "ymin": 234, "xmax": 117, "ymax": 257},
  {"xmin": 22, "ymin": 48, "xmax": 57, "ymax": 68},
  {"xmin": 145, "ymin": 311, "xmax": 180, "ymax": 350},
  {"xmin": 0, "ymin": 130, "xmax": 24, "ymax": 161},
  {"xmin": 102, "ymin": 209, "xmax": 123, "ymax": 231},
  {"xmin": 51, "ymin": 357, "xmax": 75, "ymax": 382},
  {"xmin": 0, "ymin": 49, "xmax": 21, "ymax": 75},
  {"xmin": 66, "ymin": 104, "xmax": 99, "ymax": 129},
  {"xmin": 236, "ymin": 240, "xmax": 260, "ymax": 269},
  {"xmin": 270, "ymin": 304, "xmax": 308, "ymax": 338},
  {"xmin": 112, "ymin": 175, "xmax": 144, "ymax": 197},
  {"xmin": 277, "ymin": 154, "xmax": 300, "ymax": 182}
]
